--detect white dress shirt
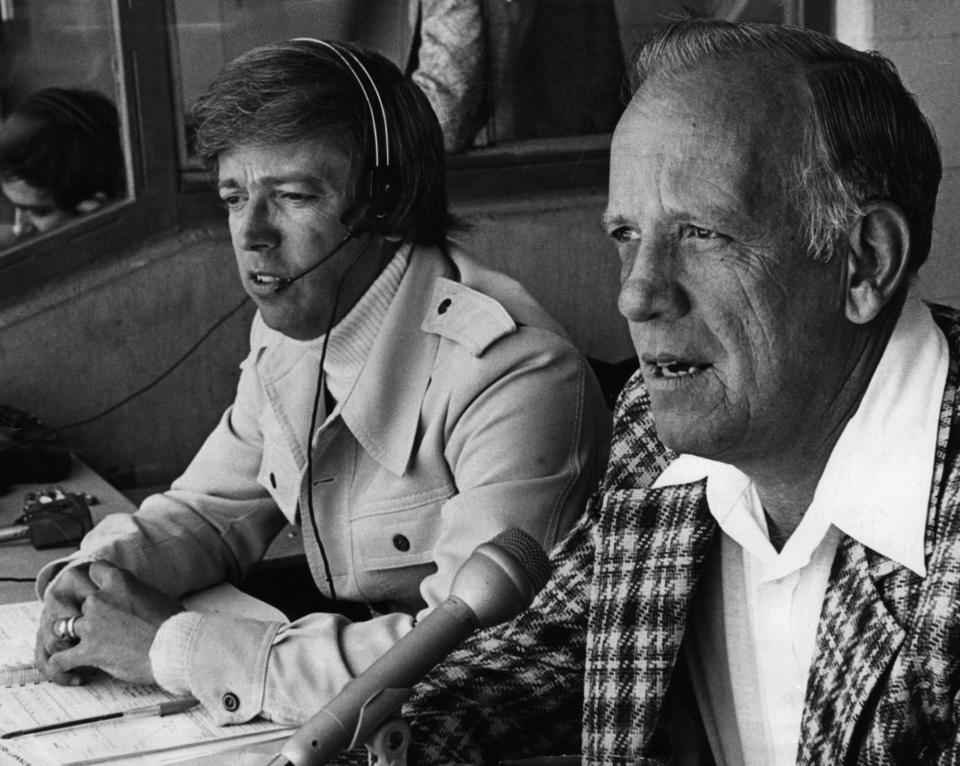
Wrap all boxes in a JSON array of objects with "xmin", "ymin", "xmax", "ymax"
[{"xmin": 652, "ymin": 291, "xmax": 948, "ymax": 765}]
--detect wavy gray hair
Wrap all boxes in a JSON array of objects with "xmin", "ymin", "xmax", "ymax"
[{"xmin": 630, "ymin": 19, "xmax": 941, "ymax": 270}]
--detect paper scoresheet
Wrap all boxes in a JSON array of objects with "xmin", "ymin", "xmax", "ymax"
[{"xmin": 0, "ymin": 586, "xmax": 293, "ymax": 765}]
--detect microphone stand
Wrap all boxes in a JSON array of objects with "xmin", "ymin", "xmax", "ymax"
[
  {"xmin": 364, "ymin": 716, "xmax": 411, "ymax": 766},
  {"xmin": 263, "ymin": 529, "xmax": 551, "ymax": 766},
  {"xmin": 264, "ymin": 713, "xmax": 411, "ymax": 766}
]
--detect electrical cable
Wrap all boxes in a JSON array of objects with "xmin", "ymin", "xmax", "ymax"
[
  {"xmin": 0, "ymin": 292, "xmax": 251, "ymax": 466},
  {"xmin": 302, "ymin": 234, "xmax": 375, "ymax": 604},
  {"xmin": 36, "ymin": 293, "xmax": 251, "ymax": 438}
]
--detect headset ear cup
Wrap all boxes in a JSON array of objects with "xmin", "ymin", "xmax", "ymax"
[
  {"xmin": 367, "ymin": 166, "xmax": 400, "ymax": 219},
  {"xmin": 293, "ymin": 39, "xmax": 397, "ymax": 231},
  {"xmin": 341, "ymin": 167, "xmax": 399, "ymax": 234}
]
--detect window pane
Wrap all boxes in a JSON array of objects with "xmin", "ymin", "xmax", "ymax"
[
  {"xmin": 171, "ymin": 0, "xmax": 805, "ymax": 166},
  {"xmin": 171, "ymin": 0, "xmax": 410, "ymax": 166},
  {"xmin": 0, "ymin": 0, "xmax": 128, "ymax": 249}
]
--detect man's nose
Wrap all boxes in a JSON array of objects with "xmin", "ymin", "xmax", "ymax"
[
  {"xmin": 12, "ymin": 208, "xmax": 36, "ymax": 238},
  {"xmin": 235, "ymin": 198, "xmax": 279, "ymax": 252},
  {"xmin": 617, "ymin": 242, "xmax": 688, "ymax": 323}
]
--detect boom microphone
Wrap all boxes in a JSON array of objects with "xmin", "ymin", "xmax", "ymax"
[
  {"xmin": 265, "ymin": 527, "xmax": 552, "ymax": 766},
  {"xmin": 273, "ymin": 203, "xmax": 373, "ymax": 293}
]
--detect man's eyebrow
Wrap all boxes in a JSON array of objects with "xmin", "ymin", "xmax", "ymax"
[
  {"xmin": 216, "ymin": 173, "xmax": 328, "ymax": 191},
  {"xmin": 600, "ymin": 211, "xmax": 626, "ymax": 231}
]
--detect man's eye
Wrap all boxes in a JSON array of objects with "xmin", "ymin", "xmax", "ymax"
[
  {"xmin": 609, "ymin": 226, "xmax": 640, "ymax": 244},
  {"xmin": 219, "ymin": 194, "xmax": 243, "ymax": 209},
  {"xmin": 280, "ymin": 192, "xmax": 316, "ymax": 203},
  {"xmin": 686, "ymin": 224, "xmax": 719, "ymax": 239}
]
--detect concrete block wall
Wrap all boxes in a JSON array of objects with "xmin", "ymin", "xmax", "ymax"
[
  {"xmin": 454, "ymin": 191, "xmax": 632, "ymax": 364},
  {"xmin": 836, "ymin": 0, "xmax": 960, "ymax": 306},
  {"xmin": 0, "ymin": 226, "xmax": 253, "ymax": 487}
]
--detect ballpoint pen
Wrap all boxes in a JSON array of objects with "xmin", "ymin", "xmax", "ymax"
[{"xmin": 0, "ymin": 696, "xmax": 200, "ymax": 739}]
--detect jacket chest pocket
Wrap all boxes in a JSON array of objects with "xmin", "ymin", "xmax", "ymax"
[
  {"xmin": 351, "ymin": 486, "xmax": 454, "ymax": 571},
  {"xmin": 257, "ymin": 434, "xmax": 303, "ymax": 524}
]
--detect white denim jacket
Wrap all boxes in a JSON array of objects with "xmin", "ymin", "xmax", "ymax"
[{"xmin": 39, "ymin": 243, "xmax": 610, "ymax": 725}]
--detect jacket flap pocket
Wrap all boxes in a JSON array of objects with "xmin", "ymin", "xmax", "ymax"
[{"xmin": 352, "ymin": 503, "xmax": 441, "ymax": 571}]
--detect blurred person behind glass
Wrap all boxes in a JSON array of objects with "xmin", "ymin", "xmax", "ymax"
[{"xmin": 0, "ymin": 87, "xmax": 123, "ymax": 241}]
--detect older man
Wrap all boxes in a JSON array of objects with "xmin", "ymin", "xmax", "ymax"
[{"xmin": 395, "ymin": 19, "xmax": 954, "ymax": 766}]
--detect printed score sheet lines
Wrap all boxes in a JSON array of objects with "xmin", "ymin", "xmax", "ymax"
[{"xmin": 0, "ymin": 589, "xmax": 293, "ymax": 765}]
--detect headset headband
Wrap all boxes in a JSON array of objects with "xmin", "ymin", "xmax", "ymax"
[
  {"xmin": 25, "ymin": 88, "xmax": 112, "ymax": 147},
  {"xmin": 292, "ymin": 37, "xmax": 391, "ymax": 171}
]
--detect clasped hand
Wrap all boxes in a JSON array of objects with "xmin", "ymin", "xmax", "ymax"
[{"xmin": 35, "ymin": 560, "xmax": 184, "ymax": 686}]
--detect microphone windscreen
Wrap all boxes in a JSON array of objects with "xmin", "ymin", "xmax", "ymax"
[{"xmin": 489, "ymin": 527, "xmax": 552, "ymax": 593}]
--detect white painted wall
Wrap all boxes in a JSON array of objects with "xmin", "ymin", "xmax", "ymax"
[{"xmin": 836, "ymin": 0, "xmax": 960, "ymax": 306}]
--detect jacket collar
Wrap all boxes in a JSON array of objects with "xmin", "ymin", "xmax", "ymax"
[
  {"xmin": 797, "ymin": 535, "xmax": 913, "ymax": 763},
  {"xmin": 622, "ymin": 482, "xmax": 915, "ymax": 764},
  {"xmin": 247, "ymin": 246, "xmax": 450, "ymax": 475},
  {"xmin": 337, "ymin": 245, "xmax": 451, "ymax": 476},
  {"xmin": 799, "ymin": 307, "xmax": 960, "ymax": 762}
]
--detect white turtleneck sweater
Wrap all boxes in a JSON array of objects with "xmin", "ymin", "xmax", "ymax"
[{"xmin": 289, "ymin": 244, "xmax": 410, "ymax": 411}]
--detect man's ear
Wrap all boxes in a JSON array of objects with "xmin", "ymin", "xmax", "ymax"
[
  {"xmin": 844, "ymin": 201, "xmax": 911, "ymax": 325},
  {"xmin": 74, "ymin": 192, "xmax": 108, "ymax": 215}
]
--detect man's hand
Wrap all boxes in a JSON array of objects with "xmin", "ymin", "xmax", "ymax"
[
  {"xmin": 36, "ymin": 561, "xmax": 184, "ymax": 685},
  {"xmin": 36, "ymin": 562, "xmax": 98, "ymax": 686}
]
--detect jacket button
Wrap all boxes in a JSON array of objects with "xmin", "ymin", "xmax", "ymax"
[
  {"xmin": 221, "ymin": 692, "xmax": 240, "ymax": 712},
  {"xmin": 392, "ymin": 534, "xmax": 410, "ymax": 552},
  {"xmin": 437, "ymin": 298, "xmax": 452, "ymax": 314}
]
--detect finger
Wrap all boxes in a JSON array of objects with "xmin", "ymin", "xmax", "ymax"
[
  {"xmin": 45, "ymin": 645, "xmax": 99, "ymax": 681},
  {"xmin": 51, "ymin": 565, "xmax": 99, "ymax": 605},
  {"xmin": 86, "ymin": 560, "xmax": 125, "ymax": 591},
  {"xmin": 34, "ymin": 639, "xmax": 84, "ymax": 686},
  {"xmin": 45, "ymin": 632, "xmax": 113, "ymax": 683}
]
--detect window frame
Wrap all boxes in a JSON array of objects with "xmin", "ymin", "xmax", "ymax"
[
  {"xmin": 0, "ymin": 0, "xmax": 178, "ymax": 306},
  {"xmin": 0, "ymin": 0, "xmax": 832, "ymax": 305}
]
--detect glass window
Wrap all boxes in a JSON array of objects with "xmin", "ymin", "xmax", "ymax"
[
  {"xmin": 0, "ymin": 0, "xmax": 176, "ymax": 304},
  {"xmin": 0, "ymin": 0, "xmax": 130, "ymax": 249},
  {"xmin": 170, "ymin": 0, "xmax": 410, "ymax": 170},
  {"xmin": 169, "ymin": 0, "xmax": 811, "ymax": 169}
]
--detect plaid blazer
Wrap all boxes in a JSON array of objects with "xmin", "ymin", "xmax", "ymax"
[{"xmin": 396, "ymin": 302, "xmax": 960, "ymax": 766}]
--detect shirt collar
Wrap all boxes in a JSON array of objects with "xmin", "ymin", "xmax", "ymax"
[{"xmin": 653, "ymin": 291, "xmax": 947, "ymax": 576}]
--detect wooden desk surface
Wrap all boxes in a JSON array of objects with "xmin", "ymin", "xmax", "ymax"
[
  {"xmin": 0, "ymin": 458, "xmax": 306, "ymax": 605},
  {"xmin": 0, "ymin": 456, "xmax": 138, "ymax": 604},
  {"xmin": 0, "ymin": 461, "xmax": 313, "ymax": 763}
]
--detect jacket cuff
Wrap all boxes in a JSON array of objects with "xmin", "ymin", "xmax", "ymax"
[
  {"xmin": 150, "ymin": 611, "xmax": 200, "ymax": 693},
  {"xmin": 163, "ymin": 612, "xmax": 284, "ymax": 724}
]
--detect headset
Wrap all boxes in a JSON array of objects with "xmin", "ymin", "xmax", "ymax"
[
  {"xmin": 273, "ymin": 39, "xmax": 401, "ymax": 293},
  {"xmin": 27, "ymin": 88, "xmax": 114, "ymax": 148},
  {"xmin": 285, "ymin": 39, "xmax": 406, "ymax": 603},
  {"xmin": 294, "ymin": 38, "xmax": 400, "ymax": 227}
]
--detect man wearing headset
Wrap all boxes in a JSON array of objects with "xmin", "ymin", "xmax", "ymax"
[{"xmin": 32, "ymin": 40, "xmax": 610, "ymax": 725}]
